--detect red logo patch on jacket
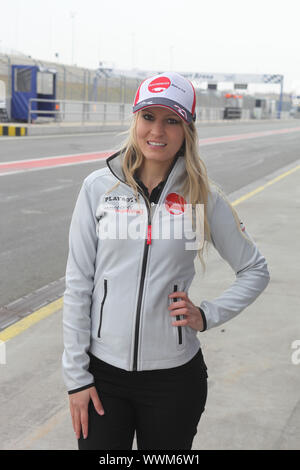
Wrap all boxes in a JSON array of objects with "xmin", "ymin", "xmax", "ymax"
[{"xmin": 165, "ymin": 193, "xmax": 186, "ymax": 215}]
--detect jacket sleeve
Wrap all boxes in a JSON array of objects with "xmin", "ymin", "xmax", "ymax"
[
  {"xmin": 199, "ymin": 190, "xmax": 270, "ymax": 330},
  {"xmin": 62, "ymin": 179, "xmax": 97, "ymax": 393}
]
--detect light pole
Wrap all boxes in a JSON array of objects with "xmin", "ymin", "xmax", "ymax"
[{"xmin": 277, "ymin": 75, "xmax": 284, "ymax": 119}]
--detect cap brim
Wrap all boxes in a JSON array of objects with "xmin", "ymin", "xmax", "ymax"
[{"xmin": 133, "ymin": 97, "xmax": 194, "ymax": 124}]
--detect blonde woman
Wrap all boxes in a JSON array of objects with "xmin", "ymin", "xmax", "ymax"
[{"xmin": 62, "ymin": 72, "xmax": 270, "ymax": 450}]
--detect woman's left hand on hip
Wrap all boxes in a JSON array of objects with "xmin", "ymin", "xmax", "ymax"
[{"xmin": 168, "ymin": 291, "xmax": 204, "ymax": 332}]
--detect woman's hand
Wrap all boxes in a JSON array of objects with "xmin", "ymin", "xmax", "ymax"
[
  {"xmin": 69, "ymin": 386, "xmax": 105, "ymax": 440},
  {"xmin": 168, "ymin": 291, "xmax": 204, "ymax": 332}
]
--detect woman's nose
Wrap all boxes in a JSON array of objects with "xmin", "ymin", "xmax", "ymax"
[{"xmin": 150, "ymin": 120, "xmax": 165, "ymax": 136}]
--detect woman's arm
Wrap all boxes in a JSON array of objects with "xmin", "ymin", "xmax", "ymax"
[
  {"xmin": 62, "ymin": 179, "xmax": 98, "ymax": 393},
  {"xmin": 199, "ymin": 190, "xmax": 270, "ymax": 330}
]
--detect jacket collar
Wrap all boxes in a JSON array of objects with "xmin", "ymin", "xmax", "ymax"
[{"xmin": 106, "ymin": 150, "xmax": 186, "ymax": 188}]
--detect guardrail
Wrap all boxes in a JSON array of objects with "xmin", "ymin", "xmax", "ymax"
[
  {"xmin": 27, "ymin": 99, "xmax": 250, "ymax": 124},
  {"xmin": 28, "ymin": 99, "xmax": 132, "ymax": 124},
  {"xmin": 27, "ymin": 98, "xmax": 291, "ymax": 124}
]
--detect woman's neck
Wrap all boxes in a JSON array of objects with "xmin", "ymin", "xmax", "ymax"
[{"xmin": 137, "ymin": 158, "xmax": 174, "ymax": 189}]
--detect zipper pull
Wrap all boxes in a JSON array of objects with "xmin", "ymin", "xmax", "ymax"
[{"xmin": 147, "ymin": 224, "xmax": 152, "ymax": 245}]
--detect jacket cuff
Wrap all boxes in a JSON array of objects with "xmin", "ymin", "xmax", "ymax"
[
  {"xmin": 197, "ymin": 307, "xmax": 207, "ymax": 332},
  {"xmin": 68, "ymin": 382, "xmax": 95, "ymax": 395}
]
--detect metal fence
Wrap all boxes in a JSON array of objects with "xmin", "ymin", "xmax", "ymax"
[
  {"xmin": 27, "ymin": 98, "xmax": 133, "ymax": 124},
  {"xmin": 28, "ymin": 99, "xmax": 296, "ymax": 124}
]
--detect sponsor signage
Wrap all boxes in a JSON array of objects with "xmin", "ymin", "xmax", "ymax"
[{"xmin": 234, "ymin": 83, "xmax": 248, "ymax": 90}]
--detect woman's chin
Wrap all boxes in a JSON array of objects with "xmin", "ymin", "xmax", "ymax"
[{"xmin": 142, "ymin": 150, "xmax": 175, "ymax": 162}]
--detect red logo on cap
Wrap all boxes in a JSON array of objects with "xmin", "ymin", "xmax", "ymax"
[
  {"xmin": 165, "ymin": 193, "xmax": 186, "ymax": 215},
  {"xmin": 148, "ymin": 77, "xmax": 171, "ymax": 93}
]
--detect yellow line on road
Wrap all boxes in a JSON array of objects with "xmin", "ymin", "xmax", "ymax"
[
  {"xmin": 1, "ymin": 162, "xmax": 300, "ymax": 342},
  {"xmin": 0, "ymin": 298, "xmax": 63, "ymax": 342},
  {"xmin": 232, "ymin": 164, "xmax": 300, "ymax": 206}
]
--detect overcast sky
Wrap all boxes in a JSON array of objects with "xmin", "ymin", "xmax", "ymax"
[{"xmin": 1, "ymin": 0, "xmax": 299, "ymax": 93}]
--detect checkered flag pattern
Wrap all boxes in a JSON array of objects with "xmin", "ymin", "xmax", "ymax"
[{"xmin": 263, "ymin": 74, "xmax": 283, "ymax": 84}]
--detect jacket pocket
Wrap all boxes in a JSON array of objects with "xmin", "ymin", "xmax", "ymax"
[
  {"xmin": 173, "ymin": 284, "xmax": 183, "ymax": 346},
  {"xmin": 97, "ymin": 279, "xmax": 107, "ymax": 338}
]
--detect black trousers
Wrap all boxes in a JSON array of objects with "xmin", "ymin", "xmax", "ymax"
[{"xmin": 78, "ymin": 348, "xmax": 208, "ymax": 450}]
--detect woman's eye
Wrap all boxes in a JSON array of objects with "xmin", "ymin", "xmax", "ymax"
[
  {"xmin": 142, "ymin": 114, "xmax": 179, "ymax": 124},
  {"xmin": 143, "ymin": 113, "xmax": 154, "ymax": 121}
]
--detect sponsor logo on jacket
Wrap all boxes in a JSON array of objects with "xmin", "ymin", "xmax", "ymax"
[
  {"xmin": 165, "ymin": 193, "xmax": 186, "ymax": 215},
  {"xmin": 103, "ymin": 195, "xmax": 143, "ymax": 213},
  {"xmin": 96, "ymin": 195, "xmax": 204, "ymax": 250}
]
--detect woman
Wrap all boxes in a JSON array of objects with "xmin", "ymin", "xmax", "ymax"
[{"xmin": 62, "ymin": 72, "xmax": 270, "ymax": 450}]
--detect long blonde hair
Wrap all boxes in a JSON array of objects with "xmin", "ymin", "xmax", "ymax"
[{"xmin": 107, "ymin": 111, "xmax": 216, "ymax": 273}]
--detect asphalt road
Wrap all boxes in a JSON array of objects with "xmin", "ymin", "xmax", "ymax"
[{"xmin": 0, "ymin": 119, "xmax": 299, "ymax": 307}]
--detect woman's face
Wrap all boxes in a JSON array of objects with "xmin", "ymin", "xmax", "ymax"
[{"xmin": 135, "ymin": 107, "xmax": 185, "ymax": 165}]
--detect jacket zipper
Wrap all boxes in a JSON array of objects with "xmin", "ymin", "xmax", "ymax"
[
  {"xmin": 97, "ymin": 279, "xmax": 107, "ymax": 338},
  {"xmin": 132, "ymin": 156, "xmax": 181, "ymax": 371},
  {"xmin": 173, "ymin": 284, "xmax": 183, "ymax": 345},
  {"xmin": 132, "ymin": 196, "xmax": 151, "ymax": 371}
]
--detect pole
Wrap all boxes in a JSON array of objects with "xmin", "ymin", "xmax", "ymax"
[
  {"xmin": 277, "ymin": 75, "xmax": 284, "ymax": 119},
  {"xmin": 93, "ymin": 74, "xmax": 98, "ymax": 102},
  {"xmin": 119, "ymin": 76, "xmax": 122, "ymax": 102},
  {"xmin": 105, "ymin": 76, "xmax": 108, "ymax": 102},
  {"xmin": 87, "ymin": 70, "xmax": 91, "ymax": 101}
]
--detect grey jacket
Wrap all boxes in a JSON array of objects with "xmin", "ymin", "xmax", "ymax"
[{"xmin": 62, "ymin": 151, "xmax": 270, "ymax": 393}]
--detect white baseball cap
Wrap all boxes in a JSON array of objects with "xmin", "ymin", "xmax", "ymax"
[{"xmin": 133, "ymin": 72, "xmax": 196, "ymax": 124}]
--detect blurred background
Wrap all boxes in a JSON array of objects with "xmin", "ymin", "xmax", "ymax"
[{"xmin": 0, "ymin": 0, "xmax": 300, "ymax": 124}]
